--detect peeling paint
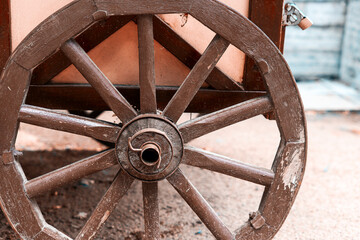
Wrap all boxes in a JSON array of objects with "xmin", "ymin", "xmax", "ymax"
[
  {"xmin": 100, "ymin": 210, "xmax": 110, "ymax": 225},
  {"xmin": 298, "ymin": 126, "xmax": 306, "ymax": 142},
  {"xmin": 282, "ymin": 148, "xmax": 303, "ymax": 192}
]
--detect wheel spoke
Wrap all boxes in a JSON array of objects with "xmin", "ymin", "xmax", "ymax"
[
  {"xmin": 142, "ymin": 182, "xmax": 160, "ymax": 239},
  {"xmin": 138, "ymin": 15, "xmax": 157, "ymax": 114},
  {"xmin": 76, "ymin": 170, "xmax": 134, "ymax": 240},
  {"xmin": 179, "ymin": 96, "xmax": 273, "ymax": 143},
  {"xmin": 167, "ymin": 169, "xmax": 233, "ymax": 240},
  {"xmin": 25, "ymin": 149, "xmax": 118, "ymax": 198},
  {"xmin": 61, "ymin": 39, "xmax": 137, "ymax": 123},
  {"xmin": 183, "ymin": 147, "xmax": 274, "ymax": 186},
  {"xmin": 19, "ymin": 105, "xmax": 120, "ymax": 143},
  {"xmin": 162, "ymin": 34, "xmax": 229, "ymax": 122},
  {"xmin": 152, "ymin": 16, "xmax": 242, "ymax": 90}
]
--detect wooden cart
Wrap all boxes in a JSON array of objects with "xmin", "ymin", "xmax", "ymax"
[{"xmin": 0, "ymin": 0, "xmax": 308, "ymax": 239}]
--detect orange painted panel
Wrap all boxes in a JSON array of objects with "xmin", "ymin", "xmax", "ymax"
[{"xmin": 10, "ymin": 0, "xmax": 249, "ymax": 85}]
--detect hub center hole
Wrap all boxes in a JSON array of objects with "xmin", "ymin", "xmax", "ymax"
[{"xmin": 141, "ymin": 148, "xmax": 159, "ymax": 164}]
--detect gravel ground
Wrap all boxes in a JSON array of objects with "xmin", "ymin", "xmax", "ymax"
[{"xmin": 0, "ymin": 112, "xmax": 359, "ymax": 239}]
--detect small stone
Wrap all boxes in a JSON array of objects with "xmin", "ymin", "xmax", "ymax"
[
  {"xmin": 74, "ymin": 212, "xmax": 88, "ymax": 220},
  {"xmin": 79, "ymin": 179, "xmax": 95, "ymax": 187}
]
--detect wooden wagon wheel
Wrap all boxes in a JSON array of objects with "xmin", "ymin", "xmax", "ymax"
[{"xmin": 0, "ymin": 0, "xmax": 307, "ymax": 239}]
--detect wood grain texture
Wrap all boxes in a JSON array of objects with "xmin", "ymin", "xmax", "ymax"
[
  {"xmin": 26, "ymin": 84, "xmax": 265, "ymax": 113},
  {"xmin": 236, "ymin": 142, "xmax": 306, "ymax": 239},
  {"xmin": 163, "ymin": 34, "xmax": 229, "ymax": 122},
  {"xmin": 76, "ymin": 171, "xmax": 134, "ymax": 240},
  {"xmin": 191, "ymin": 0, "xmax": 305, "ymax": 142},
  {"xmin": 13, "ymin": 0, "xmax": 97, "ymax": 70},
  {"xmin": 138, "ymin": 15, "xmax": 157, "ymax": 114},
  {"xmin": 25, "ymin": 149, "xmax": 118, "ymax": 198},
  {"xmin": 0, "ymin": 1, "xmax": 307, "ymax": 239},
  {"xmin": 167, "ymin": 169, "xmax": 233, "ymax": 240},
  {"xmin": 0, "ymin": 158, "xmax": 45, "ymax": 239},
  {"xmin": 0, "ymin": 0, "xmax": 11, "ymax": 77},
  {"xmin": 183, "ymin": 147, "xmax": 274, "ymax": 186},
  {"xmin": 95, "ymin": 0, "xmax": 192, "ymax": 15},
  {"xmin": 19, "ymin": 105, "xmax": 121, "ymax": 143},
  {"xmin": 179, "ymin": 96, "xmax": 273, "ymax": 143},
  {"xmin": 33, "ymin": 225, "xmax": 71, "ymax": 240},
  {"xmin": 61, "ymin": 39, "xmax": 138, "ymax": 123},
  {"xmin": 243, "ymin": 0, "xmax": 285, "ymax": 91},
  {"xmin": 142, "ymin": 182, "xmax": 160, "ymax": 239},
  {"xmin": 0, "ymin": 61, "xmax": 30, "ymax": 153},
  {"xmin": 189, "ymin": 3, "xmax": 307, "ymax": 237}
]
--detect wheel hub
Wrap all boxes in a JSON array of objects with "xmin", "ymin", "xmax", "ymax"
[{"xmin": 116, "ymin": 115, "xmax": 183, "ymax": 181}]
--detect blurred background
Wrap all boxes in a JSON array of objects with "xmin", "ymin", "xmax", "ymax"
[{"xmin": 285, "ymin": 0, "xmax": 360, "ymax": 111}]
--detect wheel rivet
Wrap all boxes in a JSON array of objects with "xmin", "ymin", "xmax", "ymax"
[
  {"xmin": 249, "ymin": 211, "xmax": 266, "ymax": 230},
  {"xmin": 92, "ymin": 10, "xmax": 108, "ymax": 21}
]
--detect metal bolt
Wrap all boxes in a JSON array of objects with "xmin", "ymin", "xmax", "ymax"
[{"xmin": 249, "ymin": 211, "xmax": 266, "ymax": 230}]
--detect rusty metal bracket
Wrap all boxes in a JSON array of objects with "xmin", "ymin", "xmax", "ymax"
[{"xmin": 283, "ymin": 2, "xmax": 313, "ymax": 30}]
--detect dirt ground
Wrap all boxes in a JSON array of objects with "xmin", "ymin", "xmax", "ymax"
[{"xmin": 0, "ymin": 111, "xmax": 359, "ymax": 240}]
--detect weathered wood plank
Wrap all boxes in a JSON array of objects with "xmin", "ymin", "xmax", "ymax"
[
  {"xmin": 0, "ymin": 61, "xmax": 30, "ymax": 152},
  {"xmin": 25, "ymin": 150, "xmax": 118, "ymax": 198},
  {"xmin": 243, "ymin": 0, "xmax": 285, "ymax": 91},
  {"xmin": 142, "ymin": 182, "xmax": 160, "ymax": 240},
  {"xmin": 95, "ymin": 0, "xmax": 192, "ymax": 15},
  {"xmin": 25, "ymin": 84, "xmax": 266, "ymax": 113},
  {"xmin": 61, "ymin": 39, "xmax": 138, "ymax": 123},
  {"xmin": 179, "ymin": 96, "xmax": 273, "ymax": 143},
  {"xmin": 192, "ymin": 0, "xmax": 305, "ymax": 142},
  {"xmin": 167, "ymin": 169, "xmax": 233, "ymax": 239},
  {"xmin": 163, "ymin": 34, "xmax": 230, "ymax": 122},
  {"xmin": 236, "ymin": 142, "xmax": 306, "ymax": 239},
  {"xmin": 75, "ymin": 171, "xmax": 134, "ymax": 240},
  {"xmin": 19, "ymin": 105, "xmax": 121, "ymax": 143},
  {"xmin": 0, "ymin": 158, "xmax": 44, "ymax": 239},
  {"xmin": 340, "ymin": 0, "xmax": 360, "ymax": 89},
  {"xmin": 183, "ymin": 147, "xmax": 274, "ymax": 186},
  {"xmin": 0, "ymin": 0, "xmax": 11, "ymax": 76},
  {"xmin": 33, "ymin": 225, "xmax": 71, "ymax": 240},
  {"xmin": 138, "ymin": 15, "xmax": 157, "ymax": 114}
]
